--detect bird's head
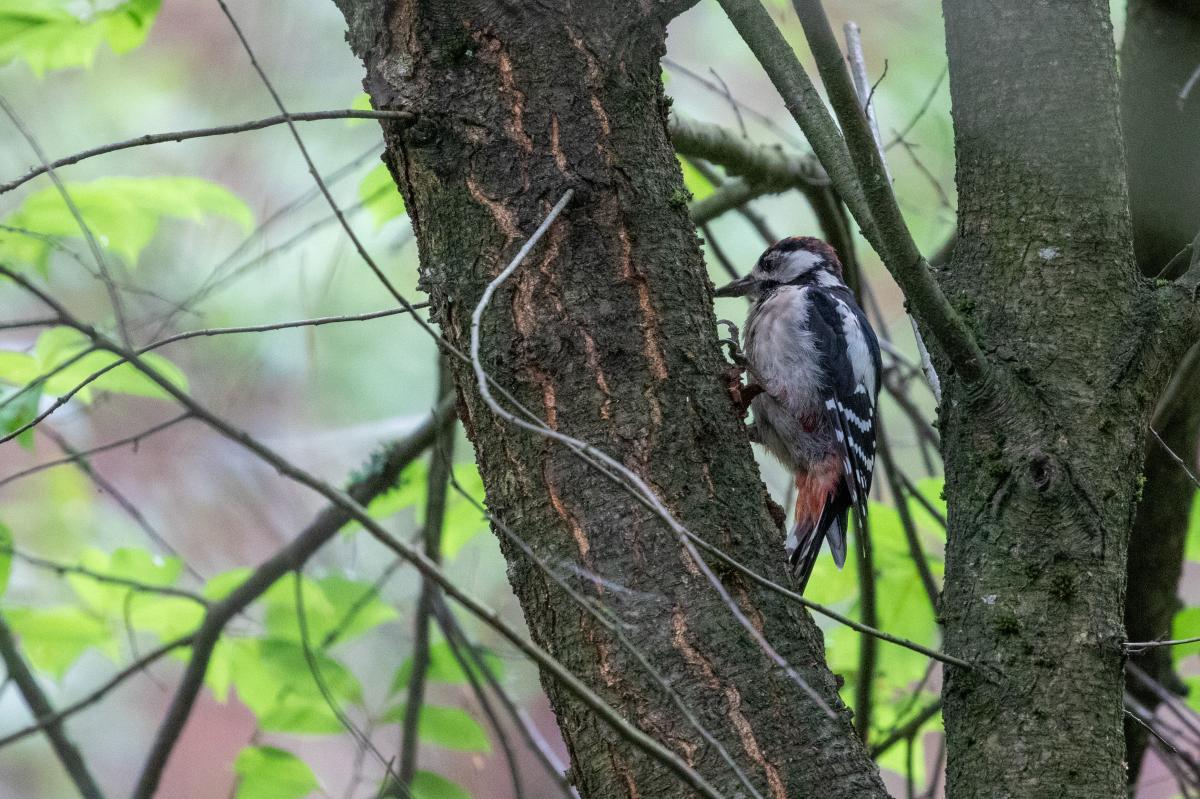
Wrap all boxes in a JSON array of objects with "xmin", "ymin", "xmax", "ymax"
[{"xmin": 714, "ymin": 236, "xmax": 844, "ymax": 299}]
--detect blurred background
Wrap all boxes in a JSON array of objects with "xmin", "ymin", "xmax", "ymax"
[{"xmin": 3, "ymin": 1, "xmax": 1180, "ymax": 798}]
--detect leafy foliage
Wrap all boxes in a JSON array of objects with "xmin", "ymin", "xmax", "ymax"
[
  {"xmin": 0, "ymin": 326, "xmax": 188, "ymax": 403},
  {"xmin": 0, "ymin": 0, "xmax": 160, "ymax": 76},
  {"xmin": 359, "ymin": 163, "xmax": 406, "ymax": 227},
  {"xmin": 0, "ymin": 176, "xmax": 253, "ymax": 270},
  {"xmin": 233, "ymin": 746, "xmax": 320, "ymax": 799},
  {"xmin": 409, "ymin": 770, "xmax": 472, "ymax": 799},
  {"xmin": 381, "ymin": 703, "xmax": 491, "ymax": 752}
]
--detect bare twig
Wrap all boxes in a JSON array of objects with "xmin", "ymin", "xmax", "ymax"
[
  {"xmin": 0, "ymin": 95, "xmax": 133, "ymax": 350},
  {"xmin": 0, "ymin": 414, "xmax": 191, "ymax": 489},
  {"xmin": 1151, "ymin": 427, "xmax": 1200, "ymax": 491},
  {"xmin": 869, "ymin": 699, "xmax": 942, "ymax": 758},
  {"xmin": 396, "ymin": 363, "xmax": 455, "ymax": 792},
  {"xmin": 432, "ymin": 593, "xmax": 576, "ymax": 799},
  {"xmin": 0, "ymin": 110, "xmax": 412, "ymax": 195},
  {"xmin": 854, "ymin": 512, "xmax": 878, "ymax": 744},
  {"xmin": 1, "ymin": 545, "xmax": 206, "ymax": 605},
  {"xmin": 843, "ymin": 21, "xmax": 942, "ymax": 404},
  {"xmin": 432, "ymin": 598, "xmax": 528, "ymax": 799},
  {"xmin": 0, "ymin": 613, "xmax": 105, "ymax": 799},
  {"xmin": 0, "ymin": 634, "xmax": 191, "ymax": 750}
]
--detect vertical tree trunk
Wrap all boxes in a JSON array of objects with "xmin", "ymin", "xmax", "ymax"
[
  {"xmin": 333, "ymin": 2, "xmax": 886, "ymax": 796},
  {"xmin": 1120, "ymin": 0, "xmax": 1200, "ymax": 781},
  {"xmin": 938, "ymin": 1, "xmax": 1163, "ymax": 795}
]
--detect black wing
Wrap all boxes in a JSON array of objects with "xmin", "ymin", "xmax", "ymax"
[{"xmin": 806, "ymin": 288, "xmax": 882, "ymax": 522}]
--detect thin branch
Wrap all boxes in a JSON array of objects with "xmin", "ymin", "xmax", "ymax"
[
  {"xmin": 1151, "ymin": 427, "xmax": 1200, "ymax": 491},
  {"xmin": 876, "ymin": 423, "xmax": 941, "ymax": 611},
  {"xmin": 669, "ymin": 115, "xmax": 828, "ymax": 192},
  {"xmin": 0, "ymin": 95, "xmax": 132, "ymax": 350},
  {"xmin": 869, "ymin": 699, "xmax": 942, "ymax": 759},
  {"xmin": 397, "ymin": 363, "xmax": 455, "ymax": 792},
  {"xmin": 293, "ymin": 572, "xmax": 399, "ymax": 784},
  {"xmin": 885, "ymin": 67, "xmax": 948, "ymax": 150},
  {"xmin": 0, "ymin": 634, "xmax": 191, "ymax": 750},
  {"xmin": 0, "ymin": 111, "xmax": 413, "ymax": 195},
  {"xmin": 844, "ymin": 21, "xmax": 942, "ymax": 403},
  {"xmin": 1126, "ymin": 635, "xmax": 1200, "ymax": 654},
  {"xmin": 1, "ymin": 546, "xmax": 207, "ymax": 606},
  {"xmin": 0, "ymin": 613, "xmax": 105, "ymax": 799},
  {"xmin": 432, "ymin": 593, "xmax": 576, "ymax": 799},
  {"xmin": 39, "ymin": 426, "xmax": 200, "ymax": 578},
  {"xmin": 432, "ymin": 598, "xmax": 527, "ymax": 799},
  {"xmin": 853, "ymin": 512, "xmax": 878, "ymax": 744},
  {"xmin": 0, "ymin": 414, "xmax": 191, "ymax": 489}
]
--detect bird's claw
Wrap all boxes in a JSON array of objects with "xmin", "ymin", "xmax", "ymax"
[{"xmin": 716, "ymin": 319, "xmax": 746, "ymax": 366}]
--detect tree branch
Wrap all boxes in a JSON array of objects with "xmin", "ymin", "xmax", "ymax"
[
  {"xmin": 0, "ymin": 613, "xmax": 105, "ymax": 799},
  {"xmin": 0, "ymin": 110, "xmax": 413, "ymax": 195}
]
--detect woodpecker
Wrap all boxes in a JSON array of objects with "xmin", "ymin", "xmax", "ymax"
[{"xmin": 715, "ymin": 236, "xmax": 882, "ymax": 592}]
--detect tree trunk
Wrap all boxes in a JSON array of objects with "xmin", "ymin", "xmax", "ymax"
[
  {"xmin": 938, "ymin": 1, "xmax": 1170, "ymax": 795},
  {"xmin": 1119, "ymin": 0, "xmax": 1200, "ymax": 782},
  {"xmin": 332, "ymin": 2, "xmax": 886, "ymax": 796}
]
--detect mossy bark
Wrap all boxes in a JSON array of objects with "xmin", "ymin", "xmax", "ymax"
[
  {"xmin": 332, "ymin": 2, "xmax": 886, "ymax": 796},
  {"xmin": 1120, "ymin": 0, "xmax": 1200, "ymax": 782},
  {"xmin": 938, "ymin": 1, "xmax": 1178, "ymax": 795}
]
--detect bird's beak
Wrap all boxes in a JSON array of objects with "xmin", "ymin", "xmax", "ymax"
[{"xmin": 714, "ymin": 275, "xmax": 755, "ymax": 298}]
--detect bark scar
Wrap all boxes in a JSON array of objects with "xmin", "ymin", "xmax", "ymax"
[{"xmin": 671, "ymin": 609, "xmax": 787, "ymax": 799}]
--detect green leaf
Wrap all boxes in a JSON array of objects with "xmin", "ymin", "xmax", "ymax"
[
  {"xmin": 0, "ymin": 176, "xmax": 252, "ymax": 269},
  {"xmin": 391, "ymin": 641, "xmax": 506, "ymax": 693},
  {"xmin": 0, "ymin": 382, "xmax": 41, "ymax": 449},
  {"xmin": 3, "ymin": 606, "xmax": 115, "ymax": 678},
  {"xmin": 231, "ymin": 638, "xmax": 363, "ymax": 734},
  {"xmin": 0, "ymin": 523, "xmax": 12, "ymax": 597},
  {"xmin": 66, "ymin": 546, "xmax": 182, "ymax": 615},
  {"xmin": 1185, "ymin": 491, "xmax": 1200, "ymax": 563},
  {"xmin": 0, "ymin": 0, "xmax": 161, "ymax": 76},
  {"xmin": 264, "ymin": 573, "xmax": 397, "ymax": 645},
  {"xmin": 677, "ymin": 156, "xmax": 714, "ymax": 203},
  {"xmin": 128, "ymin": 594, "xmax": 204, "ymax": 640},
  {"xmin": 410, "ymin": 770, "xmax": 471, "ymax": 799},
  {"xmin": 203, "ymin": 567, "xmax": 253, "ymax": 601},
  {"xmin": 0, "ymin": 326, "xmax": 189, "ymax": 403},
  {"xmin": 442, "ymin": 463, "xmax": 488, "ymax": 558},
  {"xmin": 381, "ymin": 704, "xmax": 490, "ymax": 752},
  {"xmin": 233, "ymin": 746, "xmax": 319, "ymax": 799},
  {"xmin": 359, "ymin": 163, "xmax": 406, "ymax": 227}
]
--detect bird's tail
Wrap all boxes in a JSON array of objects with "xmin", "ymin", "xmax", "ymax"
[{"xmin": 786, "ymin": 469, "xmax": 848, "ymax": 593}]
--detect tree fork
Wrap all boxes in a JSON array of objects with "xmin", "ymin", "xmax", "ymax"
[{"xmin": 333, "ymin": 1, "xmax": 886, "ymax": 797}]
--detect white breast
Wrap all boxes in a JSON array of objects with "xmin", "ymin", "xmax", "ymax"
[{"xmin": 745, "ymin": 286, "xmax": 823, "ymax": 412}]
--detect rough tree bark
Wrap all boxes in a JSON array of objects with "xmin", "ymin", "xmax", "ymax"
[
  {"xmin": 1120, "ymin": 0, "xmax": 1200, "ymax": 783},
  {"xmin": 938, "ymin": 1, "xmax": 1193, "ymax": 796},
  {"xmin": 332, "ymin": 2, "xmax": 886, "ymax": 797}
]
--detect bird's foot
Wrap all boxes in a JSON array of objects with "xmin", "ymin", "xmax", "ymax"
[{"xmin": 716, "ymin": 319, "xmax": 747, "ymax": 367}]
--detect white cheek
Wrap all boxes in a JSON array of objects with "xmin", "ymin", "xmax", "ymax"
[{"xmin": 775, "ymin": 250, "xmax": 824, "ymax": 282}]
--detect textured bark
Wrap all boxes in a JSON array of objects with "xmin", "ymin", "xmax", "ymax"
[
  {"xmin": 332, "ymin": 2, "xmax": 886, "ymax": 797},
  {"xmin": 1120, "ymin": 0, "xmax": 1200, "ymax": 782},
  {"xmin": 938, "ymin": 1, "xmax": 1175, "ymax": 796}
]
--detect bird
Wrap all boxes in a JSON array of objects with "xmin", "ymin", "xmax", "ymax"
[{"xmin": 715, "ymin": 236, "xmax": 882, "ymax": 592}]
